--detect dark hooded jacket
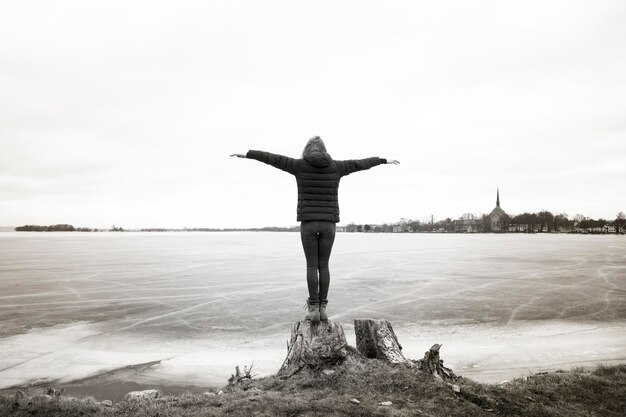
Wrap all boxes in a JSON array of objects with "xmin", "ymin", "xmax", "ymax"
[{"xmin": 246, "ymin": 150, "xmax": 386, "ymax": 222}]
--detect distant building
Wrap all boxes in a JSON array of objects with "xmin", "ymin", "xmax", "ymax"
[
  {"xmin": 488, "ymin": 188, "xmax": 510, "ymax": 232},
  {"xmin": 454, "ymin": 219, "xmax": 476, "ymax": 233}
]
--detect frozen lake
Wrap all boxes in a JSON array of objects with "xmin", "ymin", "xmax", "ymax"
[{"xmin": 0, "ymin": 232, "xmax": 625, "ymax": 391}]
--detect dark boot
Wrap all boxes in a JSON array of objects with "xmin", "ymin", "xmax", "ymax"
[
  {"xmin": 304, "ymin": 298, "xmax": 320, "ymax": 322},
  {"xmin": 319, "ymin": 300, "xmax": 328, "ymax": 321}
]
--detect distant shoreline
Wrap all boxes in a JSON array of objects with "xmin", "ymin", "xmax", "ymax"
[
  {"xmin": 7, "ymin": 210, "xmax": 625, "ymax": 234},
  {"xmin": 3, "ymin": 229, "xmax": 624, "ymax": 235}
]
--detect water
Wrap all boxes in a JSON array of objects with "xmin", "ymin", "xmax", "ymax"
[{"xmin": 0, "ymin": 232, "xmax": 624, "ymax": 393}]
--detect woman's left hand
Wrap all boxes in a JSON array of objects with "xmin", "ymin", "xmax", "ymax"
[{"xmin": 387, "ymin": 159, "xmax": 400, "ymax": 165}]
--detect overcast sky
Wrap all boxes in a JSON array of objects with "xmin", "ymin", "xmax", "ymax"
[{"xmin": 1, "ymin": 1, "xmax": 625, "ymax": 228}]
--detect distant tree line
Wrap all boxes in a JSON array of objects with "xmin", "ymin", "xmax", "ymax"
[
  {"xmin": 509, "ymin": 211, "xmax": 625, "ymax": 233},
  {"xmin": 14, "ymin": 224, "xmax": 113, "ymax": 232},
  {"xmin": 14, "ymin": 224, "xmax": 94, "ymax": 232},
  {"xmin": 343, "ymin": 211, "xmax": 625, "ymax": 234},
  {"xmin": 181, "ymin": 226, "xmax": 301, "ymax": 232},
  {"xmin": 14, "ymin": 212, "xmax": 625, "ymax": 234},
  {"xmin": 344, "ymin": 219, "xmax": 455, "ymax": 233},
  {"xmin": 14, "ymin": 225, "xmax": 300, "ymax": 232}
]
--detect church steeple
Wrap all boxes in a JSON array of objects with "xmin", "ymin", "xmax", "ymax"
[{"xmin": 496, "ymin": 187, "xmax": 500, "ymax": 208}]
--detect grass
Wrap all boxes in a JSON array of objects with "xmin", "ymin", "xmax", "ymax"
[{"xmin": 1, "ymin": 353, "xmax": 624, "ymax": 417}]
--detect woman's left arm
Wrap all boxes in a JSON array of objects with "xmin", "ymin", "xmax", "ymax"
[{"xmin": 336, "ymin": 157, "xmax": 399, "ymax": 177}]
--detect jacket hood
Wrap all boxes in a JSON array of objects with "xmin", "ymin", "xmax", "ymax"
[{"xmin": 304, "ymin": 150, "xmax": 332, "ymax": 168}]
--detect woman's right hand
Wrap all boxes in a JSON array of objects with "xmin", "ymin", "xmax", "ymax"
[
  {"xmin": 230, "ymin": 153, "xmax": 247, "ymax": 158},
  {"xmin": 386, "ymin": 159, "xmax": 400, "ymax": 165}
]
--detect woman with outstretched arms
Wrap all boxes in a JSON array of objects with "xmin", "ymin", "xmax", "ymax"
[{"xmin": 232, "ymin": 136, "xmax": 398, "ymax": 322}]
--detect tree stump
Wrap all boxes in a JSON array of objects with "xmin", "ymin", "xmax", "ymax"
[
  {"xmin": 278, "ymin": 320, "xmax": 348, "ymax": 378},
  {"xmin": 227, "ymin": 363, "xmax": 254, "ymax": 385},
  {"xmin": 415, "ymin": 343, "xmax": 458, "ymax": 380},
  {"xmin": 354, "ymin": 319, "xmax": 407, "ymax": 364}
]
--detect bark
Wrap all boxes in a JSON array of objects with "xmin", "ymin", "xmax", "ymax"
[
  {"xmin": 278, "ymin": 320, "xmax": 348, "ymax": 378},
  {"xmin": 228, "ymin": 363, "xmax": 254, "ymax": 385},
  {"xmin": 353, "ymin": 318, "xmax": 407, "ymax": 364},
  {"xmin": 415, "ymin": 343, "xmax": 458, "ymax": 380}
]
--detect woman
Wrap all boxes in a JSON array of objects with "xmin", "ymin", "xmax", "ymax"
[{"xmin": 232, "ymin": 136, "xmax": 398, "ymax": 322}]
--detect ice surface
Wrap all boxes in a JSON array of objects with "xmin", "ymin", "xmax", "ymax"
[{"xmin": 0, "ymin": 232, "xmax": 624, "ymax": 388}]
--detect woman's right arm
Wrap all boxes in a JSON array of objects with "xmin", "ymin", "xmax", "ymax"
[{"xmin": 232, "ymin": 150, "xmax": 297, "ymax": 175}]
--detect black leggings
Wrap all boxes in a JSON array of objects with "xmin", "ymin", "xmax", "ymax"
[{"xmin": 300, "ymin": 220, "xmax": 336, "ymax": 301}]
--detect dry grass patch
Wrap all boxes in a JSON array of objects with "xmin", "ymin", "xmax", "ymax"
[{"xmin": 1, "ymin": 356, "xmax": 624, "ymax": 417}]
